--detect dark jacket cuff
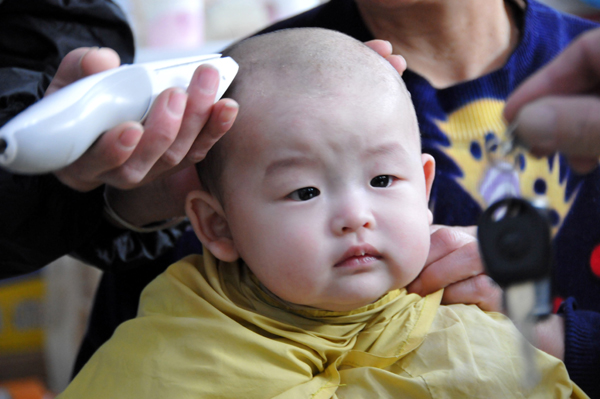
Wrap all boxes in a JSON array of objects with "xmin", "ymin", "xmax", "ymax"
[{"xmin": 559, "ymin": 297, "xmax": 600, "ymax": 398}]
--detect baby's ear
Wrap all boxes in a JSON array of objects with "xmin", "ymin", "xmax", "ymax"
[
  {"xmin": 421, "ymin": 153, "xmax": 436, "ymax": 225},
  {"xmin": 421, "ymin": 153, "xmax": 436, "ymax": 199},
  {"xmin": 185, "ymin": 190, "xmax": 239, "ymax": 262}
]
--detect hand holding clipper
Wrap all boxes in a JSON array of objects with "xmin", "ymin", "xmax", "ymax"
[{"xmin": 0, "ymin": 54, "xmax": 239, "ymax": 174}]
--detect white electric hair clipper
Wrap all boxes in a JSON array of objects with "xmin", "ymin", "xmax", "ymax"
[{"xmin": 0, "ymin": 54, "xmax": 239, "ymax": 174}]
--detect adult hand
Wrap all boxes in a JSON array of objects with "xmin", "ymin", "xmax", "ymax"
[
  {"xmin": 51, "ymin": 47, "xmax": 239, "ymax": 192},
  {"xmin": 365, "ymin": 40, "xmax": 407, "ymax": 76},
  {"xmin": 406, "ymin": 225, "xmax": 504, "ymax": 313},
  {"xmin": 407, "ymin": 225, "xmax": 566, "ymax": 359},
  {"xmin": 504, "ymin": 28, "xmax": 600, "ymax": 174}
]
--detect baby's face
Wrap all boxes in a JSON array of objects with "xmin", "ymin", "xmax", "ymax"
[{"xmin": 220, "ymin": 86, "xmax": 434, "ymax": 311}]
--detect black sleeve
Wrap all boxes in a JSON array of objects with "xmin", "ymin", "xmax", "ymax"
[
  {"xmin": 0, "ymin": 0, "xmax": 135, "ymax": 127},
  {"xmin": 0, "ymin": 171, "xmax": 105, "ymax": 277},
  {"xmin": 0, "ymin": 0, "xmax": 154, "ymax": 277}
]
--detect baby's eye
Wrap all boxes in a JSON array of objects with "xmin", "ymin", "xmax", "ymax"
[
  {"xmin": 370, "ymin": 175, "xmax": 395, "ymax": 188},
  {"xmin": 287, "ymin": 187, "xmax": 320, "ymax": 201}
]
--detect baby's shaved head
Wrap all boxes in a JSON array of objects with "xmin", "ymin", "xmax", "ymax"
[
  {"xmin": 223, "ymin": 28, "xmax": 405, "ymax": 102},
  {"xmin": 197, "ymin": 28, "xmax": 415, "ymax": 201}
]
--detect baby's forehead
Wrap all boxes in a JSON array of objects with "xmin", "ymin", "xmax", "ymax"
[
  {"xmin": 224, "ymin": 85, "xmax": 416, "ymax": 157},
  {"xmin": 224, "ymin": 91, "xmax": 419, "ymax": 157},
  {"xmin": 219, "ymin": 28, "xmax": 419, "ymax": 156}
]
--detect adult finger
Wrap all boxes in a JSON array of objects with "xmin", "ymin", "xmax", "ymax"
[
  {"xmin": 54, "ymin": 121, "xmax": 143, "ymax": 191},
  {"xmin": 425, "ymin": 225, "xmax": 477, "ymax": 264},
  {"xmin": 364, "ymin": 39, "xmax": 407, "ymax": 76},
  {"xmin": 504, "ymin": 28, "xmax": 600, "ymax": 122},
  {"xmin": 365, "ymin": 39, "xmax": 392, "ymax": 57},
  {"xmin": 155, "ymin": 64, "xmax": 221, "ymax": 168},
  {"xmin": 385, "ymin": 54, "xmax": 407, "ymax": 76},
  {"xmin": 80, "ymin": 47, "xmax": 121, "ymax": 76},
  {"xmin": 509, "ymin": 95, "xmax": 600, "ymax": 171},
  {"xmin": 406, "ymin": 240, "xmax": 483, "ymax": 296},
  {"xmin": 138, "ymin": 97, "xmax": 238, "ymax": 186},
  {"xmin": 46, "ymin": 47, "xmax": 120, "ymax": 96},
  {"xmin": 440, "ymin": 274, "xmax": 504, "ymax": 313},
  {"xmin": 406, "ymin": 226, "xmax": 482, "ymax": 296},
  {"xmin": 111, "ymin": 66, "xmax": 237, "ymax": 186},
  {"xmin": 185, "ymin": 98, "xmax": 239, "ymax": 163},
  {"xmin": 101, "ymin": 87, "xmax": 188, "ymax": 188}
]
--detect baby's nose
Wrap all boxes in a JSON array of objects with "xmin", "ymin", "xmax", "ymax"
[{"xmin": 331, "ymin": 199, "xmax": 376, "ymax": 235}]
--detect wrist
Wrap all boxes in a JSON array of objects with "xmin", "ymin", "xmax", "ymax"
[
  {"xmin": 533, "ymin": 313, "xmax": 565, "ymax": 360},
  {"xmin": 103, "ymin": 187, "xmax": 185, "ymax": 232}
]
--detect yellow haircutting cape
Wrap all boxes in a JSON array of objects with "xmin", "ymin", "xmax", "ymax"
[{"xmin": 59, "ymin": 253, "xmax": 587, "ymax": 399}]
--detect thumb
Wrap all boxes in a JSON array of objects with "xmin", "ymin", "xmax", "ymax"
[{"xmin": 45, "ymin": 47, "xmax": 121, "ymax": 96}]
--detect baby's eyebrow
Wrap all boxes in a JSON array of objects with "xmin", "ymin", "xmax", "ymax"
[
  {"xmin": 364, "ymin": 141, "xmax": 410, "ymax": 159},
  {"xmin": 264, "ymin": 156, "xmax": 315, "ymax": 177}
]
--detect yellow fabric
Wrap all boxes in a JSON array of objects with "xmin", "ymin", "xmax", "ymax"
[{"xmin": 59, "ymin": 254, "xmax": 588, "ymax": 399}]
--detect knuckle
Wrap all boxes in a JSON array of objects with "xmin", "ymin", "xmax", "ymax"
[
  {"xmin": 55, "ymin": 167, "xmax": 98, "ymax": 192},
  {"xmin": 101, "ymin": 150, "xmax": 128, "ymax": 170},
  {"xmin": 442, "ymin": 275, "xmax": 503, "ymax": 312},
  {"xmin": 109, "ymin": 165, "xmax": 146, "ymax": 189},
  {"xmin": 432, "ymin": 226, "xmax": 460, "ymax": 248},
  {"xmin": 161, "ymin": 148, "xmax": 185, "ymax": 167},
  {"xmin": 471, "ymin": 274, "xmax": 494, "ymax": 295},
  {"xmin": 151, "ymin": 126, "xmax": 178, "ymax": 146},
  {"xmin": 187, "ymin": 136, "xmax": 222, "ymax": 163},
  {"xmin": 471, "ymin": 275, "xmax": 503, "ymax": 310},
  {"xmin": 186, "ymin": 147, "xmax": 209, "ymax": 163},
  {"xmin": 433, "ymin": 226, "xmax": 476, "ymax": 250},
  {"xmin": 463, "ymin": 241, "xmax": 484, "ymax": 275}
]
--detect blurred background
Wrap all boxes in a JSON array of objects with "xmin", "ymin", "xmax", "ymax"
[
  {"xmin": 0, "ymin": 0, "xmax": 597, "ymax": 398},
  {"xmin": 124, "ymin": 0, "xmax": 326, "ymax": 61}
]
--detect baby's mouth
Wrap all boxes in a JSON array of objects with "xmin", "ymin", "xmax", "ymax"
[{"xmin": 334, "ymin": 244, "xmax": 381, "ymax": 268}]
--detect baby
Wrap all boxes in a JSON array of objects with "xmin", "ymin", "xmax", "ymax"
[{"xmin": 59, "ymin": 28, "xmax": 587, "ymax": 399}]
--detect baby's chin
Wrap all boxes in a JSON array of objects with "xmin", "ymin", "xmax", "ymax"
[
  {"xmin": 265, "ymin": 276, "xmax": 407, "ymax": 312},
  {"xmin": 307, "ymin": 281, "xmax": 415, "ymax": 312}
]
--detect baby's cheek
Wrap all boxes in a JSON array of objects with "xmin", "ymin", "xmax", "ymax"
[
  {"xmin": 274, "ymin": 226, "xmax": 324, "ymax": 269},
  {"xmin": 385, "ymin": 214, "xmax": 430, "ymax": 272},
  {"xmin": 272, "ymin": 227, "xmax": 325, "ymax": 274}
]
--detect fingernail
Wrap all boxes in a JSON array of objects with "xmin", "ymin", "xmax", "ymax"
[
  {"xmin": 119, "ymin": 125, "xmax": 143, "ymax": 150},
  {"xmin": 79, "ymin": 47, "xmax": 99, "ymax": 68},
  {"xmin": 220, "ymin": 102, "xmax": 239, "ymax": 126},
  {"xmin": 197, "ymin": 65, "xmax": 219, "ymax": 95},
  {"xmin": 397, "ymin": 54, "xmax": 407, "ymax": 66},
  {"xmin": 168, "ymin": 89, "xmax": 187, "ymax": 117}
]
